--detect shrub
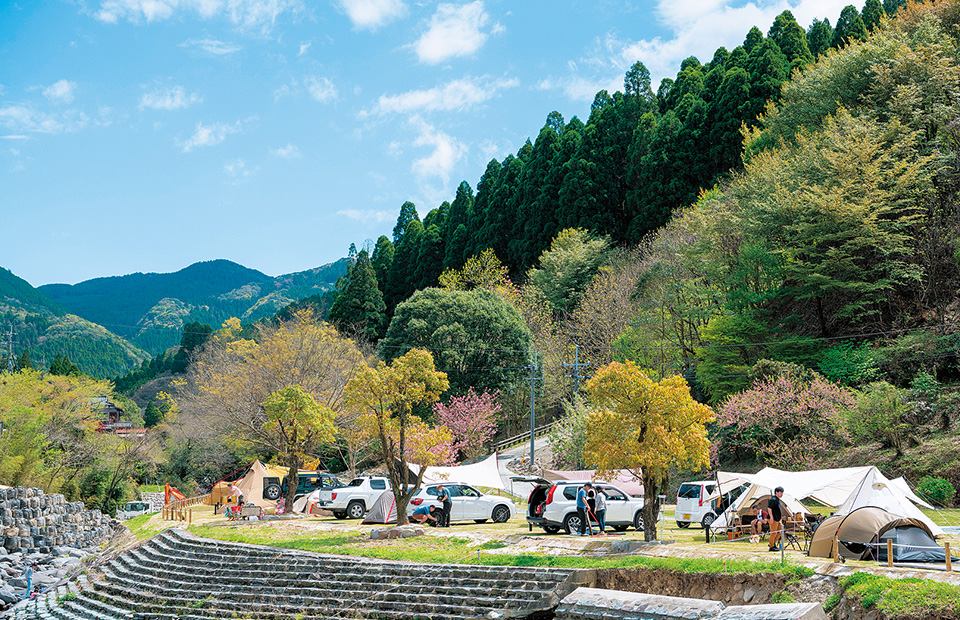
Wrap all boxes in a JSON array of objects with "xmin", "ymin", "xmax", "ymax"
[
  {"xmin": 850, "ymin": 382, "xmax": 912, "ymax": 455},
  {"xmin": 917, "ymin": 476, "xmax": 956, "ymax": 505},
  {"xmin": 818, "ymin": 341, "xmax": 880, "ymax": 386}
]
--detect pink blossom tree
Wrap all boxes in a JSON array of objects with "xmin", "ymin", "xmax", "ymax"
[
  {"xmin": 716, "ymin": 376, "xmax": 854, "ymax": 469},
  {"xmin": 433, "ymin": 389, "xmax": 501, "ymax": 461}
]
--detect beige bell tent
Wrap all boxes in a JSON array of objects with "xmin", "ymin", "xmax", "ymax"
[
  {"xmin": 809, "ymin": 506, "xmax": 939, "ymax": 561},
  {"xmin": 206, "ymin": 481, "xmax": 234, "ymax": 506},
  {"xmin": 362, "ymin": 490, "xmax": 398, "ymax": 524},
  {"xmin": 233, "ymin": 460, "xmax": 281, "ymax": 509}
]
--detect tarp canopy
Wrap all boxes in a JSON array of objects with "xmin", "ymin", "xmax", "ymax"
[
  {"xmin": 410, "ymin": 453, "xmax": 506, "ymax": 490},
  {"xmin": 362, "ymin": 490, "xmax": 398, "ymax": 524},
  {"xmin": 543, "ymin": 469, "xmax": 644, "ymax": 497},
  {"xmin": 889, "ymin": 476, "xmax": 934, "ymax": 510},
  {"xmin": 717, "ymin": 466, "xmax": 874, "ymax": 508},
  {"xmin": 809, "ymin": 506, "xmax": 937, "ymax": 560}
]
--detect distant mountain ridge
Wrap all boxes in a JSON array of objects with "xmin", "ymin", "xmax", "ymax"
[
  {"xmin": 37, "ymin": 258, "xmax": 349, "ymax": 354},
  {"xmin": 0, "ymin": 267, "xmax": 149, "ymax": 378}
]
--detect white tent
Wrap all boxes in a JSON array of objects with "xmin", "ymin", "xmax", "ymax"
[
  {"xmin": 410, "ymin": 453, "xmax": 506, "ymax": 490},
  {"xmin": 292, "ymin": 489, "xmax": 321, "ymax": 514},
  {"xmin": 714, "ymin": 466, "xmax": 940, "ymax": 536},
  {"xmin": 836, "ymin": 468, "xmax": 943, "ymax": 537},
  {"xmin": 889, "ymin": 476, "xmax": 934, "ymax": 510}
]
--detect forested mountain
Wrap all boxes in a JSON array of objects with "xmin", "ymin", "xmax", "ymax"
[
  {"xmin": 39, "ymin": 258, "xmax": 349, "ymax": 353},
  {"xmin": 0, "ymin": 268, "xmax": 149, "ymax": 378},
  {"xmin": 347, "ymin": 1, "xmax": 908, "ymax": 320}
]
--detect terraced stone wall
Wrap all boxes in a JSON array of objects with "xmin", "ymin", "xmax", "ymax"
[{"xmin": 0, "ymin": 487, "xmax": 117, "ymax": 554}]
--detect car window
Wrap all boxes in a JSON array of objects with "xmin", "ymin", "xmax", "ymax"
[
  {"xmin": 426, "ymin": 487, "xmax": 440, "ymax": 496},
  {"xmin": 321, "ymin": 477, "xmax": 340, "ymax": 488},
  {"xmin": 347, "ymin": 478, "xmax": 363, "ymax": 487},
  {"xmin": 600, "ymin": 486, "xmax": 627, "ymax": 501},
  {"xmin": 705, "ymin": 484, "xmax": 716, "ymax": 495},
  {"xmin": 678, "ymin": 484, "xmax": 701, "ymax": 499},
  {"xmin": 562, "ymin": 486, "xmax": 578, "ymax": 501},
  {"xmin": 371, "ymin": 479, "xmax": 387, "ymax": 490},
  {"xmin": 459, "ymin": 485, "xmax": 480, "ymax": 497}
]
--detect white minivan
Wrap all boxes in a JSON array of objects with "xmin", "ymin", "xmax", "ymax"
[{"xmin": 675, "ymin": 480, "xmax": 720, "ymax": 529}]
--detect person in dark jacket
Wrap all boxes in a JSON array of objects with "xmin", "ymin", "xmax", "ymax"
[
  {"xmin": 436, "ymin": 485, "xmax": 452, "ymax": 528},
  {"xmin": 768, "ymin": 486, "xmax": 784, "ymax": 551}
]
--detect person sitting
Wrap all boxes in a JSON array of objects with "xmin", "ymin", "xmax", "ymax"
[
  {"xmin": 751, "ymin": 507, "xmax": 769, "ymax": 536},
  {"xmin": 411, "ymin": 504, "xmax": 438, "ymax": 526}
]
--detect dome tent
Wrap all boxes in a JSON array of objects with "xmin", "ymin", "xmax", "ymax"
[
  {"xmin": 362, "ymin": 490, "xmax": 398, "ymax": 524},
  {"xmin": 808, "ymin": 506, "xmax": 951, "ymax": 562}
]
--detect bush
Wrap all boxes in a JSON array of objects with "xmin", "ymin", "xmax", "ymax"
[
  {"xmin": 818, "ymin": 341, "xmax": 880, "ymax": 386},
  {"xmin": 917, "ymin": 476, "xmax": 956, "ymax": 505},
  {"xmin": 850, "ymin": 382, "xmax": 912, "ymax": 455}
]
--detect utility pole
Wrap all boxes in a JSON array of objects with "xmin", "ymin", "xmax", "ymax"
[
  {"xmin": 526, "ymin": 351, "xmax": 542, "ymax": 470},
  {"xmin": 1, "ymin": 324, "xmax": 15, "ymax": 373},
  {"xmin": 564, "ymin": 344, "xmax": 590, "ymax": 393}
]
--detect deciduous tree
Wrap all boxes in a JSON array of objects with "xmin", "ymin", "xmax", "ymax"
[
  {"xmin": 345, "ymin": 349, "xmax": 450, "ymax": 524},
  {"xmin": 584, "ymin": 362, "xmax": 713, "ymax": 541},
  {"xmin": 433, "ymin": 388, "xmax": 500, "ymax": 461}
]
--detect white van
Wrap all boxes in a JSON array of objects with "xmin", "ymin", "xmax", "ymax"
[{"xmin": 675, "ymin": 480, "xmax": 719, "ymax": 529}]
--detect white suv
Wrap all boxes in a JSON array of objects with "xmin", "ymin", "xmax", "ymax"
[
  {"xmin": 521, "ymin": 478, "xmax": 644, "ymax": 534},
  {"xmin": 674, "ymin": 480, "xmax": 743, "ymax": 529},
  {"xmin": 407, "ymin": 482, "xmax": 514, "ymax": 524}
]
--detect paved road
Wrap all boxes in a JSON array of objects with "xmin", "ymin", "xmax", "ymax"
[{"xmin": 496, "ymin": 435, "xmax": 551, "ymax": 499}]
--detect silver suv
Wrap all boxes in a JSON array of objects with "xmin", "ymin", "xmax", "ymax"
[{"xmin": 519, "ymin": 477, "xmax": 644, "ymax": 534}]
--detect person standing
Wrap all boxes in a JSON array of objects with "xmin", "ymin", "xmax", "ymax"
[
  {"xmin": 22, "ymin": 564, "xmax": 36, "ymax": 600},
  {"xmin": 436, "ymin": 485, "xmax": 452, "ymax": 528},
  {"xmin": 575, "ymin": 482, "xmax": 592, "ymax": 536},
  {"xmin": 768, "ymin": 486, "xmax": 784, "ymax": 551},
  {"xmin": 228, "ymin": 483, "xmax": 242, "ymax": 504},
  {"xmin": 594, "ymin": 487, "xmax": 607, "ymax": 534}
]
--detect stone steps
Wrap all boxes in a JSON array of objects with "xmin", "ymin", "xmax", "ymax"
[{"xmin": 2, "ymin": 529, "xmax": 588, "ymax": 620}]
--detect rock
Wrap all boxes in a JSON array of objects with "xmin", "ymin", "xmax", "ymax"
[
  {"xmin": 743, "ymin": 587, "xmax": 756, "ymax": 603},
  {"xmin": 400, "ymin": 529, "xmax": 415, "ymax": 538},
  {"xmin": 0, "ymin": 586, "xmax": 18, "ymax": 604}
]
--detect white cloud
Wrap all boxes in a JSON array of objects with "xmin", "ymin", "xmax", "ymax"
[
  {"xmin": 95, "ymin": 0, "xmax": 302, "ymax": 33},
  {"xmin": 224, "ymin": 157, "xmax": 256, "ymax": 182},
  {"xmin": 409, "ymin": 116, "xmax": 464, "ymax": 183},
  {"xmin": 180, "ymin": 120, "xmax": 240, "ymax": 152},
  {"xmin": 180, "ymin": 38, "xmax": 242, "ymax": 55},
  {"xmin": 367, "ymin": 76, "xmax": 518, "ymax": 115},
  {"xmin": 338, "ymin": 0, "xmax": 405, "ymax": 30},
  {"xmin": 304, "ymin": 76, "xmax": 338, "ymax": 102},
  {"xmin": 337, "ymin": 208, "xmax": 394, "ymax": 224},
  {"xmin": 413, "ymin": 1, "xmax": 499, "ymax": 64},
  {"xmin": 139, "ymin": 86, "xmax": 203, "ymax": 110},
  {"xmin": 270, "ymin": 143, "xmax": 301, "ymax": 158},
  {"xmin": 43, "ymin": 80, "xmax": 77, "ymax": 104},
  {"xmin": 298, "ymin": 41, "xmax": 311, "ymax": 56},
  {"xmin": 0, "ymin": 105, "xmax": 89, "ymax": 134},
  {"xmin": 540, "ymin": 0, "xmax": 857, "ymax": 102}
]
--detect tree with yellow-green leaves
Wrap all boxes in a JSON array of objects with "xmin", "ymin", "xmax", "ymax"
[
  {"xmin": 584, "ymin": 362, "xmax": 714, "ymax": 541},
  {"xmin": 263, "ymin": 386, "xmax": 338, "ymax": 509},
  {"xmin": 0, "ymin": 369, "xmax": 108, "ymax": 489},
  {"xmin": 344, "ymin": 348, "xmax": 450, "ymax": 525},
  {"xmin": 178, "ymin": 310, "xmax": 364, "ymax": 504}
]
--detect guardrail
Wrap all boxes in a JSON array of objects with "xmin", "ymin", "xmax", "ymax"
[
  {"xmin": 491, "ymin": 421, "xmax": 558, "ymax": 453},
  {"xmin": 162, "ymin": 493, "xmax": 210, "ymax": 523}
]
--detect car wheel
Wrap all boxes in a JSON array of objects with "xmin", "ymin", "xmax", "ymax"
[
  {"xmin": 677, "ymin": 521, "xmax": 690, "ymax": 529},
  {"xmin": 492, "ymin": 505, "xmax": 510, "ymax": 523},
  {"xmin": 474, "ymin": 519, "xmax": 488, "ymax": 524},
  {"xmin": 612, "ymin": 524, "xmax": 628, "ymax": 532},
  {"xmin": 543, "ymin": 525, "xmax": 561, "ymax": 534},
  {"xmin": 263, "ymin": 484, "xmax": 282, "ymax": 501},
  {"xmin": 347, "ymin": 501, "xmax": 365, "ymax": 520},
  {"xmin": 333, "ymin": 511, "xmax": 347, "ymax": 519},
  {"xmin": 633, "ymin": 511, "xmax": 644, "ymax": 532},
  {"xmin": 701, "ymin": 513, "xmax": 716, "ymax": 529},
  {"xmin": 563, "ymin": 513, "xmax": 582, "ymax": 535}
]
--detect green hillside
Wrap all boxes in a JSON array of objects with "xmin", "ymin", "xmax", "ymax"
[
  {"xmin": 0, "ymin": 267, "xmax": 149, "ymax": 378},
  {"xmin": 39, "ymin": 258, "xmax": 348, "ymax": 353}
]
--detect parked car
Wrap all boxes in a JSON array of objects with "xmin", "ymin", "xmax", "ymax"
[
  {"xmin": 519, "ymin": 478, "xmax": 644, "ymax": 534},
  {"xmin": 262, "ymin": 471, "xmax": 345, "ymax": 503},
  {"xmin": 116, "ymin": 501, "xmax": 153, "ymax": 520},
  {"xmin": 408, "ymin": 483, "xmax": 514, "ymax": 524},
  {"xmin": 318, "ymin": 476, "xmax": 392, "ymax": 519},
  {"xmin": 675, "ymin": 480, "xmax": 743, "ymax": 529}
]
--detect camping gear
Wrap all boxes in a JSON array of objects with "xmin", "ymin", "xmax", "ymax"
[
  {"xmin": 808, "ymin": 506, "xmax": 948, "ymax": 561},
  {"xmin": 362, "ymin": 490, "xmax": 398, "ymax": 524}
]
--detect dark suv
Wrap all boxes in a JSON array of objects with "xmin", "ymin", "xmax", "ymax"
[{"xmin": 262, "ymin": 472, "xmax": 344, "ymax": 502}]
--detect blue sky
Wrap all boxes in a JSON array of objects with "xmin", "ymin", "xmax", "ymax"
[{"xmin": 1, "ymin": 0, "xmax": 855, "ymax": 286}]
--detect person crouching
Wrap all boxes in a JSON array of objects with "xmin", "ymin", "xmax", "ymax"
[{"xmin": 411, "ymin": 504, "xmax": 438, "ymax": 526}]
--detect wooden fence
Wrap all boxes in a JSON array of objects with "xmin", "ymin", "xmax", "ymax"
[{"xmin": 162, "ymin": 493, "xmax": 210, "ymax": 523}]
